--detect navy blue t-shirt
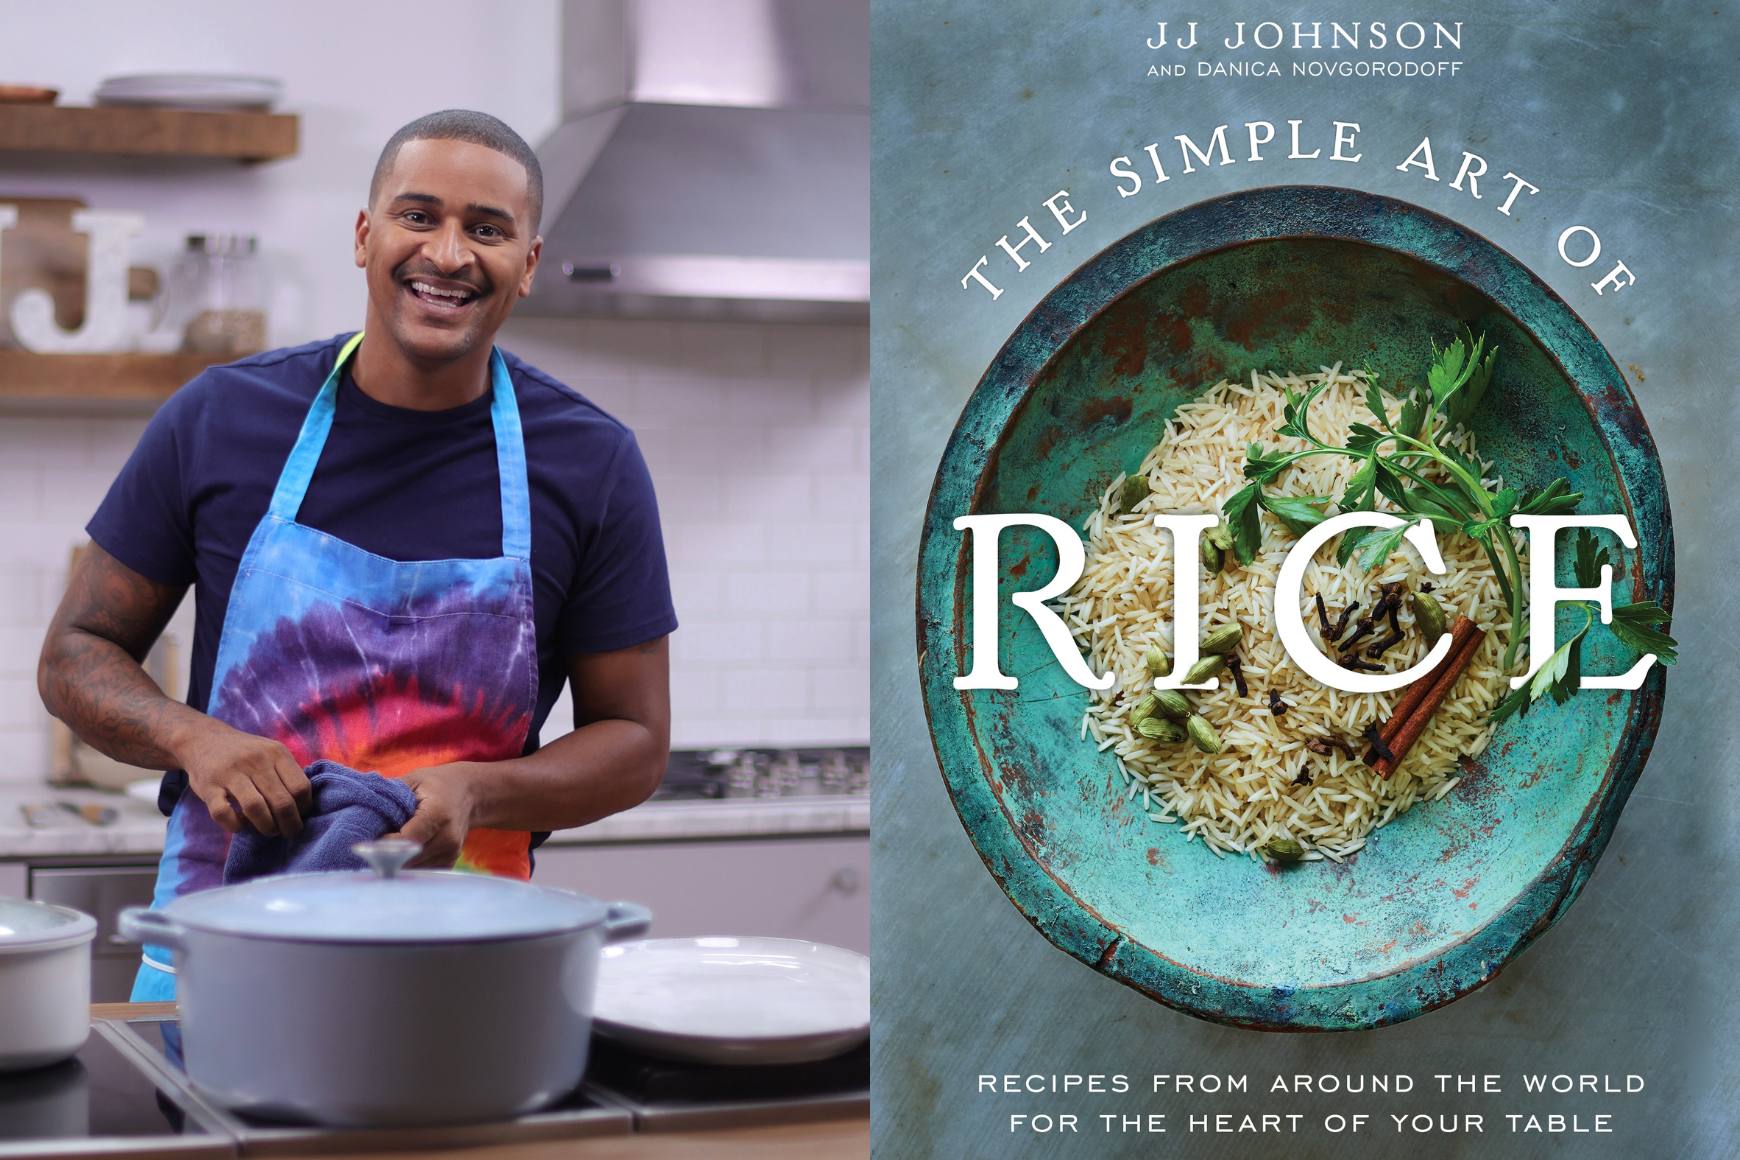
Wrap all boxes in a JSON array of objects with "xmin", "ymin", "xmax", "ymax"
[{"xmin": 88, "ymin": 332, "xmax": 677, "ymax": 805}]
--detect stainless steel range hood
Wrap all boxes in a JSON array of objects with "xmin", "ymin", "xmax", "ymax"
[{"xmin": 525, "ymin": 0, "xmax": 868, "ymax": 322}]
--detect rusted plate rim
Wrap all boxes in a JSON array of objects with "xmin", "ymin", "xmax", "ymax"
[{"xmin": 914, "ymin": 185, "xmax": 1672, "ymax": 1031}]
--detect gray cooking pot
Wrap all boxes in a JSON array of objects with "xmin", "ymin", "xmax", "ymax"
[{"xmin": 118, "ymin": 839, "xmax": 649, "ymax": 1128}]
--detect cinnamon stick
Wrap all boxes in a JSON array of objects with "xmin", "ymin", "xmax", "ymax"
[
  {"xmin": 1374, "ymin": 617, "xmax": 1485, "ymax": 778},
  {"xmin": 1376, "ymin": 616, "xmax": 1480, "ymax": 745}
]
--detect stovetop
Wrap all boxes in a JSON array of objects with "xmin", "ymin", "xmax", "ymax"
[
  {"xmin": 104, "ymin": 1016, "xmax": 868, "ymax": 1148},
  {"xmin": 585, "ymin": 1036, "xmax": 872, "ymax": 1132},
  {"xmin": 113, "ymin": 1017, "xmax": 630, "ymax": 1154},
  {"xmin": 0, "ymin": 1025, "xmax": 228, "ymax": 1158},
  {"xmin": 0, "ymin": 1016, "xmax": 869, "ymax": 1156}
]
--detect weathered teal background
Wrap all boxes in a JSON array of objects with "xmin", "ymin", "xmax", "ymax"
[{"xmin": 872, "ymin": 3, "xmax": 1739, "ymax": 1157}]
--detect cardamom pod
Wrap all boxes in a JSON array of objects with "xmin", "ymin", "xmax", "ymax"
[
  {"xmin": 1118, "ymin": 474, "xmax": 1151, "ymax": 514},
  {"xmin": 1143, "ymin": 643, "xmax": 1168, "ymax": 679},
  {"xmin": 1200, "ymin": 537, "xmax": 1224, "ymax": 576},
  {"xmin": 1182, "ymin": 653, "xmax": 1227, "ymax": 685},
  {"xmin": 1185, "ymin": 714, "xmax": 1222, "ymax": 754},
  {"xmin": 1261, "ymin": 837, "xmax": 1304, "ymax": 862},
  {"xmin": 1206, "ymin": 524, "xmax": 1234, "ymax": 552},
  {"xmin": 1201, "ymin": 622, "xmax": 1243, "ymax": 655},
  {"xmin": 1136, "ymin": 716, "xmax": 1187, "ymax": 743},
  {"xmin": 1154, "ymin": 690, "xmax": 1193, "ymax": 721},
  {"xmin": 1129, "ymin": 693, "xmax": 1158, "ymax": 725},
  {"xmin": 1412, "ymin": 592, "xmax": 1447, "ymax": 642}
]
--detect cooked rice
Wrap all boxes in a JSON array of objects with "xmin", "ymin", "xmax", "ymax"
[{"xmin": 1060, "ymin": 366, "xmax": 1512, "ymax": 863}]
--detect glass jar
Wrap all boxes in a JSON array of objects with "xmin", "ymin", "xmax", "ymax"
[{"xmin": 160, "ymin": 234, "xmax": 267, "ymax": 354}]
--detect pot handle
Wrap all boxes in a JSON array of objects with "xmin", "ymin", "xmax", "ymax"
[
  {"xmin": 602, "ymin": 901, "xmax": 652, "ymax": 942},
  {"xmin": 117, "ymin": 907, "xmax": 187, "ymax": 950}
]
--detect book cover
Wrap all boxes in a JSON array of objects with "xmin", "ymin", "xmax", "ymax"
[{"xmin": 871, "ymin": 3, "xmax": 1736, "ymax": 1156}]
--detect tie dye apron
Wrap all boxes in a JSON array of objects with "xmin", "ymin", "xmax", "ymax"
[{"xmin": 132, "ymin": 332, "xmax": 537, "ymax": 1000}]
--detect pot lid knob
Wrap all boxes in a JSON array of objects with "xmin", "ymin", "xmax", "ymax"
[{"xmin": 352, "ymin": 838, "xmax": 422, "ymax": 879}]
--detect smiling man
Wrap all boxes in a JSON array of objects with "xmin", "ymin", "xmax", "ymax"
[{"xmin": 36, "ymin": 110, "xmax": 675, "ymax": 1001}]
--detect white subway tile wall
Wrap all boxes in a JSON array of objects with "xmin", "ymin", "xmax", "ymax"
[
  {"xmin": 0, "ymin": 318, "xmax": 869, "ymax": 783},
  {"xmin": 502, "ymin": 318, "xmax": 870, "ymax": 752}
]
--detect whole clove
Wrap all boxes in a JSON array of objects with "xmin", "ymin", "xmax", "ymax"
[
  {"xmin": 1302, "ymin": 735, "xmax": 1357, "ymax": 760},
  {"xmin": 1314, "ymin": 592, "xmax": 1333, "ymax": 636},
  {"xmin": 1268, "ymin": 689, "xmax": 1291, "ymax": 716},
  {"xmin": 1366, "ymin": 630, "xmax": 1405, "ymax": 658},
  {"xmin": 1330, "ymin": 600, "xmax": 1360, "ymax": 642},
  {"xmin": 1420, "ymin": 581, "xmax": 1435, "ymax": 592},
  {"xmin": 1362, "ymin": 722, "xmax": 1397, "ymax": 767},
  {"xmin": 1292, "ymin": 765, "xmax": 1313, "ymax": 787},
  {"xmin": 1308, "ymin": 733, "xmax": 1364, "ymax": 761},
  {"xmin": 1346, "ymin": 583, "xmax": 1407, "ymax": 650},
  {"xmin": 1225, "ymin": 654, "xmax": 1249, "ymax": 698},
  {"xmin": 1342, "ymin": 656, "xmax": 1386, "ymax": 672},
  {"xmin": 1341, "ymin": 617, "xmax": 1376, "ymax": 649}
]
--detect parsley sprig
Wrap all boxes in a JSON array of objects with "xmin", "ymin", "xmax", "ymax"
[{"xmin": 1220, "ymin": 333, "xmax": 1675, "ymax": 721}]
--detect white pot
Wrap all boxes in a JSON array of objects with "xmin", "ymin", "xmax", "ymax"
[{"xmin": 0, "ymin": 898, "xmax": 95, "ymax": 1070}]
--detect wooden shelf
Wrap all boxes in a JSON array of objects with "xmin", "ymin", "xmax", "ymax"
[
  {"xmin": 0, "ymin": 350, "xmax": 253, "ymax": 412},
  {"xmin": 0, "ymin": 104, "xmax": 296, "ymax": 162}
]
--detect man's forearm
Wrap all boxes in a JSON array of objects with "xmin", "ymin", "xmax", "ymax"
[
  {"xmin": 458, "ymin": 718, "xmax": 668, "ymax": 833},
  {"xmin": 39, "ymin": 628, "xmax": 211, "ymax": 770}
]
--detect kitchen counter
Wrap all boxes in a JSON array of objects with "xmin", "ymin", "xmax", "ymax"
[
  {"xmin": 0, "ymin": 785, "xmax": 867, "ymax": 859},
  {"xmin": 89, "ymin": 1003, "xmax": 867, "ymax": 1159}
]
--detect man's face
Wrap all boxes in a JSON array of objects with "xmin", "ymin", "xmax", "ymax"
[{"xmin": 355, "ymin": 138, "xmax": 541, "ymax": 367}]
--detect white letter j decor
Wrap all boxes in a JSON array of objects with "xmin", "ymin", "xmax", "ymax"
[{"xmin": 7, "ymin": 208, "xmax": 144, "ymax": 353}]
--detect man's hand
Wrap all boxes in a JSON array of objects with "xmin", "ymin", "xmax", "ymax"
[
  {"xmin": 176, "ymin": 720, "xmax": 311, "ymax": 838},
  {"xmin": 384, "ymin": 763, "xmax": 479, "ymax": 868}
]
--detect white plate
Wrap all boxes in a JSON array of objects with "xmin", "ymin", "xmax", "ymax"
[
  {"xmin": 95, "ymin": 73, "xmax": 281, "ymax": 110},
  {"xmin": 591, "ymin": 937, "xmax": 869, "ymax": 1066}
]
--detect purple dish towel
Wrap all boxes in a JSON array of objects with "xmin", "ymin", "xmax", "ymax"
[{"xmin": 222, "ymin": 761, "xmax": 418, "ymax": 883}]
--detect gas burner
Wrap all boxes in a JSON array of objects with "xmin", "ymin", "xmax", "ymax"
[
  {"xmin": 651, "ymin": 747, "xmax": 869, "ymax": 802},
  {"xmin": 585, "ymin": 1036, "xmax": 869, "ymax": 1131}
]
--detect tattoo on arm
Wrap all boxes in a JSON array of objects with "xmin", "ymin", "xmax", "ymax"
[{"xmin": 37, "ymin": 545, "xmax": 206, "ymax": 770}]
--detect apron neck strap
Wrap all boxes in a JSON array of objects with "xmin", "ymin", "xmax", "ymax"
[
  {"xmin": 267, "ymin": 333, "xmax": 533, "ymax": 561},
  {"xmin": 487, "ymin": 347, "xmax": 532, "ymax": 561}
]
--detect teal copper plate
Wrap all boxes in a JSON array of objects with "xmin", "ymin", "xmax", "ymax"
[{"xmin": 915, "ymin": 186, "xmax": 1672, "ymax": 1031}]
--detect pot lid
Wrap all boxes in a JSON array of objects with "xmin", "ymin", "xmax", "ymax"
[
  {"xmin": 165, "ymin": 840, "xmax": 607, "ymax": 943},
  {"xmin": 0, "ymin": 898, "xmax": 96, "ymax": 954}
]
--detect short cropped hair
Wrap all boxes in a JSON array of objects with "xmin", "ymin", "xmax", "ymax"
[{"xmin": 369, "ymin": 109, "xmax": 544, "ymax": 232}]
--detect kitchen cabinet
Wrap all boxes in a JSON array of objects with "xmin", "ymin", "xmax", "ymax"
[{"xmin": 534, "ymin": 835, "xmax": 869, "ymax": 954}]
